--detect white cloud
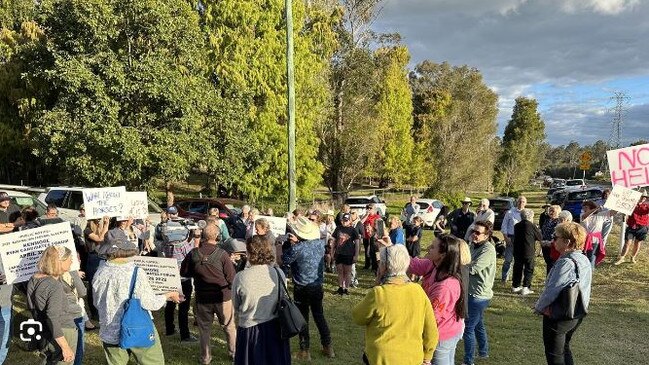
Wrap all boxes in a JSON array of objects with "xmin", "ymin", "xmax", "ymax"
[{"xmin": 561, "ymin": 0, "xmax": 640, "ymax": 15}]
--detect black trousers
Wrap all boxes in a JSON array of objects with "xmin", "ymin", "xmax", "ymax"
[
  {"xmin": 165, "ymin": 279, "xmax": 193, "ymax": 339},
  {"xmin": 363, "ymin": 238, "xmax": 371, "ymax": 269},
  {"xmin": 542, "ymin": 246, "xmax": 554, "ymax": 276},
  {"xmin": 543, "ymin": 316, "xmax": 583, "ymax": 365},
  {"xmin": 512, "ymin": 255, "xmax": 535, "ymax": 288},
  {"xmin": 293, "ymin": 284, "xmax": 331, "ymax": 350}
]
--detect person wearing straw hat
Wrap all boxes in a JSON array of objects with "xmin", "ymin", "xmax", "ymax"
[
  {"xmin": 282, "ymin": 217, "xmax": 335, "ymax": 360},
  {"xmin": 615, "ymin": 189, "xmax": 649, "ymax": 265},
  {"xmin": 448, "ymin": 197, "xmax": 475, "ymax": 239}
]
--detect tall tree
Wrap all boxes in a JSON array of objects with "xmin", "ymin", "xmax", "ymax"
[
  {"xmin": 200, "ymin": 0, "xmax": 337, "ymax": 202},
  {"xmin": 1, "ymin": 0, "xmax": 232, "ymax": 191},
  {"xmin": 410, "ymin": 61, "xmax": 499, "ymax": 196},
  {"xmin": 372, "ymin": 44, "xmax": 418, "ymax": 187},
  {"xmin": 495, "ymin": 96, "xmax": 546, "ymax": 194}
]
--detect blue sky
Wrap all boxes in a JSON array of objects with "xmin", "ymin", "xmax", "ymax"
[{"xmin": 374, "ymin": 0, "xmax": 649, "ymax": 146}]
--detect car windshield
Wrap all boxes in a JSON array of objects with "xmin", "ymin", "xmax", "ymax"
[
  {"xmin": 567, "ymin": 190, "xmax": 602, "ymax": 201},
  {"xmin": 11, "ymin": 196, "xmax": 47, "ymax": 215},
  {"xmin": 345, "ymin": 198, "xmax": 371, "ymax": 205},
  {"xmin": 489, "ymin": 200, "xmax": 511, "ymax": 211},
  {"xmin": 566, "ymin": 180, "xmax": 582, "ymax": 186},
  {"xmin": 416, "ymin": 202, "xmax": 430, "ymax": 209}
]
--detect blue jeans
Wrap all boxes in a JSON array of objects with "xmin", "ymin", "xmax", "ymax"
[
  {"xmin": 502, "ymin": 237, "xmax": 514, "ymax": 281},
  {"xmin": 585, "ymin": 242, "xmax": 599, "ymax": 269},
  {"xmin": 74, "ymin": 316, "xmax": 85, "ymax": 365},
  {"xmin": 0, "ymin": 305, "xmax": 10, "ymax": 364},
  {"xmin": 433, "ymin": 329, "xmax": 463, "ymax": 365},
  {"xmin": 463, "ymin": 296, "xmax": 490, "ymax": 364}
]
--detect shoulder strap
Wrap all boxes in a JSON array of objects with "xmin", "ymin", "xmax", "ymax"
[
  {"xmin": 569, "ymin": 257, "xmax": 580, "ymax": 281},
  {"xmin": 273, "ymin": 266, "xmax": 290, "ymax": 300},
  {"xmin": 128, "ymin": 267, "xmax": 138, "ymax": 299}
]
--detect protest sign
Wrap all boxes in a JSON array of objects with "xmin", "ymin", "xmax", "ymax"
[
  {"xmin": 256, "ymin": 216, "xmax": 287, "ymax": 237},
  {"xmin": 0, "ymin": 222, "xmax": 79, "ymax": 284},
  {"xmin": 83, "ymin": 186, "xmax": 127, "ymax": 219},
  {"xmin": 607, "ymin": 143, "xmax": 649, "ymax": 189},
  {"xmin": 131, "ymin": 256, "xmax": 182, "ymax": 295},
  {"xmin": 124, "ymin": 191, "xmax": 149, "ymax": 220},
  {"xmin": 604, "ymin": 185, "xmax": 643, "ymax": 216}
]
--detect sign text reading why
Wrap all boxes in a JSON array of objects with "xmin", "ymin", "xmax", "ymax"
[{"xmin": 608, "ymin": 144, "xmax": 649, "ymax": 188}]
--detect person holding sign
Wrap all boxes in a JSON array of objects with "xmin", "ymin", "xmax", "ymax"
[
  {"xmin": 84, "ymin": 216, "xmax": 110, "ymax": 324},
  {"xmin": 615, "ymin": 190, "xmax": 649, "ymax": 265},
  {"xmin": 26, "ymin": 246, "xmax": 79, "ymax": 364},
  {"xmin": 92, "ymin": 239, "xmax": 181, "ymax": 365}
]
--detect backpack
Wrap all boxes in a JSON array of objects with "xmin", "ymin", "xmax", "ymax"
[
  {"xmin": 159, "ymin": 221, "xmax": 190, "ymax": 260},
  {"xmin": 119, "ymin": 267, "xmax": 156, "ymax": 349}
]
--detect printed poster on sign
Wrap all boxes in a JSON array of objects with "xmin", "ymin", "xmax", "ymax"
[
  {"xmin": 83, "ymin": 186, "xmax": 127, "ymax": 219},
  {"xmin": 125, "ymin": 192, "xmax": 149, "ymax": 220},
  {"xmin": 130, "ymin": 256, "xmax": 182, "ymax": 295},
  {"xmin": 606, "ymin": 143, "xmax": 649, "ymax": 189},
  {"xmin": 255, "ymin": 216, "xmax": 287, "ymax": 237},
  {"xmin": 604, "ymin": 185, "xmax": 643, "ymax": 216},
  {"xmin": 0, "ymin": 222, "xmax": 79, "ymax": 284}
]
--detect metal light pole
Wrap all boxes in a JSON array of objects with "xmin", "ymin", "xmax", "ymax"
[{"xmin": 285, "ymin": 0, "xmax": 297, "ymax": 212}]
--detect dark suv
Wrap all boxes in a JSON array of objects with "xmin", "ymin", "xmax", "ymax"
[
  {"xmin": 174, "ymin": 198, "xmax": 244, "ymax": 221},
  {"xmin": 489, "ymin": 197, "xmax": 515, "ymax": 231}
]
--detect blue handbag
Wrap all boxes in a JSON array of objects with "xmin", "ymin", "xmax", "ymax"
[{"xmin": 119, "ymin": 267, "xmax": 156, "ymax": 349}]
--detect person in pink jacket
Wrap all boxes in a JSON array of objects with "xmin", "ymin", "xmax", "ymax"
[{"xmin": 409, "ymin": 234, "xmax": 466, "ymax": 365}]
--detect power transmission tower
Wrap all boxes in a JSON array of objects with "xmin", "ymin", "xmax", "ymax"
[{"xmin": 601, "ymin": 91, "xmax": 630, "ymax": 173}]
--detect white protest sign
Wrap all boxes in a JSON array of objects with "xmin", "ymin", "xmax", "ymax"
[
  {"xmin": 131, "ymin": 256, "xmax": 182, "ymax": 295},
  {"xmin": 83, "ymin": 186, "xmax": 127, "ymax": 219},
  {"xmin": 607, "ymin": 144, "xmax": 649, "ymax": 189},
  {"xmin": 0, "ymin": 222, "xmax": 79, "ymax": 284},
  {"xmin": 256, "ymin": 216, "xmax": 287, "ymax": 237},
  {"xmin": 124, "ymin": 192, "xmax": 149, "ymax": 220},
  {"xmin": 604, "ymin": 185, "xmax": 643, "ymax": 216}
]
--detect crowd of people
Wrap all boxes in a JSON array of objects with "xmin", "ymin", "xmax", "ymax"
[{"xmin": 0, "ymin": 188, "xmax": 647, "ymax": 365}]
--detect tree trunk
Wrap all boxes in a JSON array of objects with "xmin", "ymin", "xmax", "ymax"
[{"xmin": 165, "ymin": 181, "xmax": 174, "ymax": 208}]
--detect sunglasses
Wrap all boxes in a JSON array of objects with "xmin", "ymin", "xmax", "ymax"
[
  {"xmin": 552, "ymin": 234, "xmax": 564, "ymax": 240},
  {"xmin": 471, "ymin": 229, "xmax": 484, "ymax": 235}
]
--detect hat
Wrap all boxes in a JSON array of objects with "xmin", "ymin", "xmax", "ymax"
[
  {"xmin": 461, "ymin": 197, "xmax": 472, "ymax": 205},
  {"xmin": 167, "ymin": 206, "xmax": 178, "ymax": 215},
  {"xmin": 289, "ymin": 216, "xmax": 320, "ymax": 240},
  {"xmin": 105, "ymin": 237, "xmax": 138, "ymax": 255},
  {"xmin": 79, "ymin": 204, "xmax": 85, "ymax": 210},
  {"xmin": 0, "ymin": 192, "xmax": 9, "ymax": 202},
  {"xmin": 341, "ymin": 213, "xmax": 351, "ymax": 222}
]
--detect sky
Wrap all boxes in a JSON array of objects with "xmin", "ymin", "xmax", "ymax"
[{"xmin": 374, "ymin": 0, "xmax": 649, "ymax": 146}]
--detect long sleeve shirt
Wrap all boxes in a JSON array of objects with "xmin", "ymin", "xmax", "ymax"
[
  {"xmin": 352, "ymin": 278, "xmax": 438, "ymax": 365},
  {"xmin": 468, "ymin": 240, "xmax": 496, "ymax": 300},
  {"xmin": 282, "ymin": 238, "xmax": 325, "ymax": 287},
  {"xmin": 501, "ymin": 208, "xmax": 522, "ymax": 236},
  {"xmin": 409, "ymin": 258, "xmax": 464, "ymax": 341},
  {"xmin": 92, "ymin": 261, "xmax": 167, "ymax": 345},
  {"xmin": 535, "ymin": 251, "xmax": 592, "ymax": 313}
]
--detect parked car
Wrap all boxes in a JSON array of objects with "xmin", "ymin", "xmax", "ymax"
[
  {"xmin": 38, "ymin": 187, "xmax": 164, "ymax": 225},
  {"xmin": 549, "ymin": 189, "xmax": 570, "ymax": 205},
  {"xmin": 344, "ymin": 195, "xmax": 387, "ymax": 217},
  {"xmin": 551, "ymin": 179, "xmax": 566, "ymax": 188},
  {"xmin": 546, "ymin": 187, "xmax": 567, "ymax": 203},
  {"xmin": 4, "ymin": 189, "xmax": 48, "ymax": 216},
  {"xmin": 566, "ymin": 179, "xmax": 586, "ymax": 187},
  {"xmin": 488, "ymin": 197, "xmax": 515, "ymax": 231},
  {"xmin": 399, "ymin": 199, "xmax": 444, "ymax": 228},
  {"xmin": 174, "ymin": 198, "xmax": 244, "ymax": 222},
  {"xmin": 560, "ymin": 187, "xmax": 604, "ymax": 223}
]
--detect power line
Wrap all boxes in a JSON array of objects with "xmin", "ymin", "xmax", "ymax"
[{"xmin": 608, "ymin": 91, "xmax": 629, "ymax": 149}]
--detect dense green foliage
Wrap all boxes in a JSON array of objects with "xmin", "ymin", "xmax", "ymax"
[{"xmin": 495, "ymin": 96, "xmax": 546, "ymax": 195}]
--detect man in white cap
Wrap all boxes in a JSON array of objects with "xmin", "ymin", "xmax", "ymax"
[
  {"xmin": 464, "ymin": 198, "xmax": 495, "ymax": 242},
  {"xmin": 282, "ymin": 217, "xmax": 335, "ymax": 360},
  {"xmin": 448, "ymin": 197, "xmax": 475, "ymax": 238}
]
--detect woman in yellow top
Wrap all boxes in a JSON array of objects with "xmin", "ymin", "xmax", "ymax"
[{"xmin": 353, "ymin": 244, "xmax": 439, "ymax": 365}]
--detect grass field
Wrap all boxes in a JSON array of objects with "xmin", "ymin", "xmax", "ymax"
[{"xmin": 6, "ymin": 190, "xmax": 649, "ymax": 364}]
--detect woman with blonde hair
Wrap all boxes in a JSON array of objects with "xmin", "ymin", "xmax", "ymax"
[
  {"xmin": 27, "ymin": 246, "xmax": 79, "ymax": 364},
  {"xmin": 535, "ymin": 222, "xmax": 592, "ymax": 365}
]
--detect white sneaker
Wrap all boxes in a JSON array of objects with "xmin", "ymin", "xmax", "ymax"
[
  {"xmin": 512, "ymin": 286, "xmax": 523, "ymax": 293},
  {"xmin": 521, "ymin": 287, "xmax": 534, "ymax": 296}
]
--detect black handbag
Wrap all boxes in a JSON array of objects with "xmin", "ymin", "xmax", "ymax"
[
  {"xmin": 549, "ymin": 257, "xmax": 588, "ymax": 320},
  {"xmin": 273, "ymin": 267, "xmax": 307, "ymax": 339}
]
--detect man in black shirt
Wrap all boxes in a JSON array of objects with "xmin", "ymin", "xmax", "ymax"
[
  {"xmin": 330, "ymin": 213, "xmax": 359, "ymax": 295},
  {"xmin": 512, "ymin": 209, "xmax": 542, "ymax": 295},
  {"xmin": 449, "ymin": 197, "xmax": 475, "ymax": 238}
]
